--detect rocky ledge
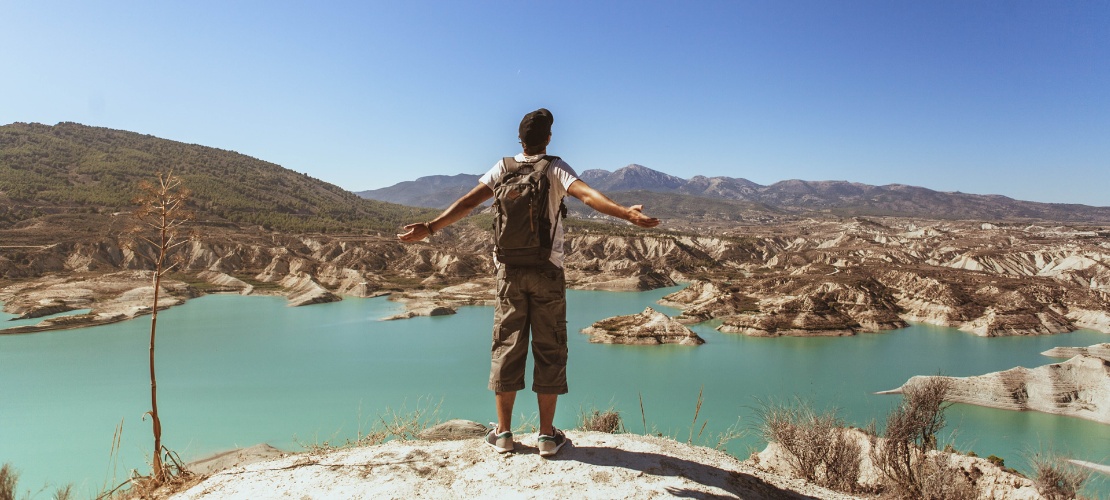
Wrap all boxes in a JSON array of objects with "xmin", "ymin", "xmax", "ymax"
[
  {"xmin": 879, "ymin": 349, "xmax": 1110, "ymax": 424},
  {"xmin": 171, "ymin": 428, "xmax": 857, "ymax": 500},
  {"xmin": 581, "ymin": 307, "xmax": 705, "ymax": 345},
  {"xmin": 1042, "ymin": 343, "xmax": 1110, "ymax": 361}
]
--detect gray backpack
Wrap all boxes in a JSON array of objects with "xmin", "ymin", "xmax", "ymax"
[{"xmin": 492, "ymin": 156, "xmax": 566, "ymax": 267}]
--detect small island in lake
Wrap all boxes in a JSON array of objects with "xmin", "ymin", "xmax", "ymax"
[{"xmin": 581, "ymin": 307, "xmax": 705, "ymax": 345}]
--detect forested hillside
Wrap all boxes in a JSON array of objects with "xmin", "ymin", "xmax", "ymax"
[{"xmin": 0, "ymin": 122, "xmax": 433, "ymax": 233}]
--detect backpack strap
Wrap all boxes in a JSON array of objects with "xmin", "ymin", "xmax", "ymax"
[
  {"xmin": 502, "ymin": 157, "xmax": 520, "ymax": 174},
  {"xmin": 532, "ymin": 156, "xmax": 552, "ymax": 175}
]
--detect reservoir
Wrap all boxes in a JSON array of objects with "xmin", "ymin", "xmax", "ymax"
[{"xmin": 2, "ymin": 288, "xmax": 1108, "ymax": 496}]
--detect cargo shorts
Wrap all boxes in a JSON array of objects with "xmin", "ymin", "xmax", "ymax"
[{"xmin": 489, "ymin": 264, "xmax": 569, "ymax": 394}]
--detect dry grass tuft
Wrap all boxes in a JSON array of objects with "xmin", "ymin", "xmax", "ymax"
[
  {"xmin": 578, "ymin": 408, "xmax": 623, "ymax": 433},
  {"xmin": 1, "ymin": 463, "xmax": 18, "ymax": 500},
  {"xmin": 1028, "ymin": 452, "xmax": 1091, "ymax": 500}
]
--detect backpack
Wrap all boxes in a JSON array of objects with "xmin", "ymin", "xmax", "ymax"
[{"xmin": 492, "ymin": 155, "xmax": 567, "ymax": 267}]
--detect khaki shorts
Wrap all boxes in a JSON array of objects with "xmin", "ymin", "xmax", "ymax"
[{"xmin": 489, "ymin": 264, "xmax": 568, "ymax": 394}]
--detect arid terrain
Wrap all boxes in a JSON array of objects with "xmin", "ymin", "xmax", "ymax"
[{"xmin": 4, "ymin": 214, "xmax": 1109, "ymax": 340}]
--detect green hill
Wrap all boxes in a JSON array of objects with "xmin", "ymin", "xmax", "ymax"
[{"xmin": 0, "ymin": 122, "xmax": 433, "ymax": 233}]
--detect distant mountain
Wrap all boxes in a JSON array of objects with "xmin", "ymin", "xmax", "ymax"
[
  {"xmin": 358, "ymin": 163, "xmax": 1110, "ymax": 223},
  {"xmin": 0, "ymin": 122, "xmax": 432, "ymax": 232},
  {"xmin": 582, "ymin": 164, "xmax": 686, "ymax": 192},
  {"xmin": 356, "ymin": 174, "xmax": 480, "ymax": 209}
]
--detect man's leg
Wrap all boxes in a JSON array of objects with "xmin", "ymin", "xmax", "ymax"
[
  {"xmin": 496, "ymin": 391, "xmax": 517, "ymax": 433},
  {"xmin": 538, "ymin": 393, "xmax": 557, "ymax": 436}
]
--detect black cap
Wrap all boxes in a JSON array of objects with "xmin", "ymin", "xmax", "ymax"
[{"xmin": 518, "ymin": 108, "xmax": 553, "ymax": 147}]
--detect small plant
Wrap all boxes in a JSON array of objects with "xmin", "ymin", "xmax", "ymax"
[
  {"xmin": 986, "ymin": 454, "xmax": 1005, "ymax": 468},
  {"xmin": 373, "ymin": 398, "xmax": 443, "ymax": 441},
  {"xmin": 1028, "ymin": 451, "xmax": 1090, "ymax": 500},
  {"xmin": 334, "ymin": 398, "xmax": 444, "ymax": 449},
  {"xmin": 578, "ymin": 407, "xmax": 623, "ymax": 433},
  {"xmin": 687, "ymin": 386, "xmax": 708, "ymax": 444},
  {"xmin": 0, "ymin": 464, "xmax": 72, "ymax": 500},
  {"xmin": 52, "ymin": 485, "xmax": 73, "ymax": 500}
]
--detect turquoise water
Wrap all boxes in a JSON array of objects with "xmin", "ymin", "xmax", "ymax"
[{"xmin": 2, "ymin": 289, "xmax": 1108, "ymax": 497}]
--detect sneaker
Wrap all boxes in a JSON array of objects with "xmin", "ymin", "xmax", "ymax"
[
  {"xmin": 537, "ymin": 428, "xmax": 567, "ymax": 457},
  {"xmin": 485, "ymin": 423, "xmax": 514, "ymax": 453}
]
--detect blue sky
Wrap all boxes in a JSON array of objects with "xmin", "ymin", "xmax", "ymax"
[{"xmin": 2, "ymin": 1, "xmax": 1107, "ymax": 206}]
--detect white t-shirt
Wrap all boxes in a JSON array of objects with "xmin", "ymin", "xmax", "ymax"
[{"xmin": 479, "ymin": 153, "xmax": 580, "ymax": 268}]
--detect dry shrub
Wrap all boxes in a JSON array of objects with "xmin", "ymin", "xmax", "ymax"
[
  {"xmin": 1, "ymin": 464, "xmax": 18, "ymax": 500},
  {"xmin": 1029, "ymin": 452, "xmax": 1090, "ymax": 500},
  {"xmin": 758, "ymin": 400, "xmax": 862, "ymax": 493},
  {"xmin": 872, "ymin": 376, "xmax": 955, "ymax": 499},
  {"xmin": 917, "ymin": 454, "xmax": 977, "ymax": 500},
  {"xmin": 579, "ymin": 408, "xmax": 623, "ymax": 433}
]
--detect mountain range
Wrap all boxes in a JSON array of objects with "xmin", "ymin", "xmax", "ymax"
[{"xmin": 358, "ymin": 163, "xmax": 1110, "ymax": 223}]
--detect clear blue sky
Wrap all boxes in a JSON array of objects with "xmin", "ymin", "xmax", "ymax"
[{"xmin": 3, "ymin": 1, "xmax": 1108, "ymax": 206}]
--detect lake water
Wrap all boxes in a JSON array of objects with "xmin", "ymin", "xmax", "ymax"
[{"xmin": 2, "ymin": 288, "xmax": 1109, "ymax": 497}]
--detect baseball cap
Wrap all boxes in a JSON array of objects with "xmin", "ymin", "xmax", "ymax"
[{"xmin": 518, "ymin": 108, "xmax": 553, "ymax": 146}]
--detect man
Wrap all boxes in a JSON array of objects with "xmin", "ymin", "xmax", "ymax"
[{"xmin": 398, "ymin": 108, "xmax": 659, "ymax": 456}]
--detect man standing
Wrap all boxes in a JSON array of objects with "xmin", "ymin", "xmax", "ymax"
[{"xmin": 398, "ymin": 108, "xmax": 659, "ymax": 456}]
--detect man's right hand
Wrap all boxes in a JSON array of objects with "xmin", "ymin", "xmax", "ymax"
[{"xmin": 397, "ymin": 222, "xmax": 431, "ymax": 242}]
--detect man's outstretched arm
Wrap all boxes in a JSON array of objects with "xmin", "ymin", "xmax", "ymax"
[
  {"xmin": 567, "ymin": 180, "xmax": 660, "ymax": 228},
  {"xmin": 397, "ymin": 183, "xmax": 494, "ymax": 242}
]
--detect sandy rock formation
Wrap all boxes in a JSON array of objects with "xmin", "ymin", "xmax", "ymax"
[
  {"xmin": 382, "ymin": 278, "xmax": 495, "ymax": 320},
  {"xmin": 1042, "ymin": 343, "xmax": 1110, "ymax": 361},
  {"xmin": 196, "ymin": 270, "xmax": 253, "ymax": 295},
  {"xmin": 1065, "ymin": 308, "xmax": 1110, "ymax": 333},
  {"xmin": 381, "ymin": 304, "xmax": 456, "ymax": 321},
  {"xmin": 567, "ymin": 267, "xmax": 676, "ymax": 291},
  {"xmin": 172, "ymin": 431, "xmax": 857, "ymax": 500},
  {"xmin": 278, "ymin": 273, "xmax": 340, "ymax": 307},
  {"xmin": 718, "ymin": 296, "xmax": 859, "ymax": 337},
  {"xmin": 581, "ymin": 307, "xmax": 704, "ymax": 345},
  {"xmin": 713, "ymin": 279, "xmax": 906, "ymax": 337},
  {"xmin": 658, "ymin": 280, "xmax": 757, "ymax": 324},
  {"xmin": 0, "ymin": 271, "xmax": 193, "ymax": 334},
  {"xmin": 880, "ymin": 355, "xmax": 1110, "ymax": 424},
  {"xmin": 415, "ymin": 419, "xmax": 489, "ymax": 441}
]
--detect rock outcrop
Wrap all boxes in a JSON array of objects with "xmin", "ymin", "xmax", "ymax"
[
  {"xmin": 278, "ymin": 273, "xmax": 341, "ymax": 307},
  {"xmin": 658, "ymin": 280, "xmax": 757, "ymax": 324},
  {"xmin": 880, "ymin": 354, "xmax": 1110, "ymax": 424},
  {"xmin": 1042, "ymin": 343, "xmax": 1110, "ymax": 361},
  {"xmin": 705, "ymin": 279, "xmax": 907, "ymax": 337},
  {"xmin": 196, "ymin": 270, "xmax": 253, "ymax": 295},
  {"xmin": 581, "ymin": 307, "xmax": 705, "ymax": 345},
  {"xmin": 0, "ymin": 271, "xmax": 193, "ymax": 334}
]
